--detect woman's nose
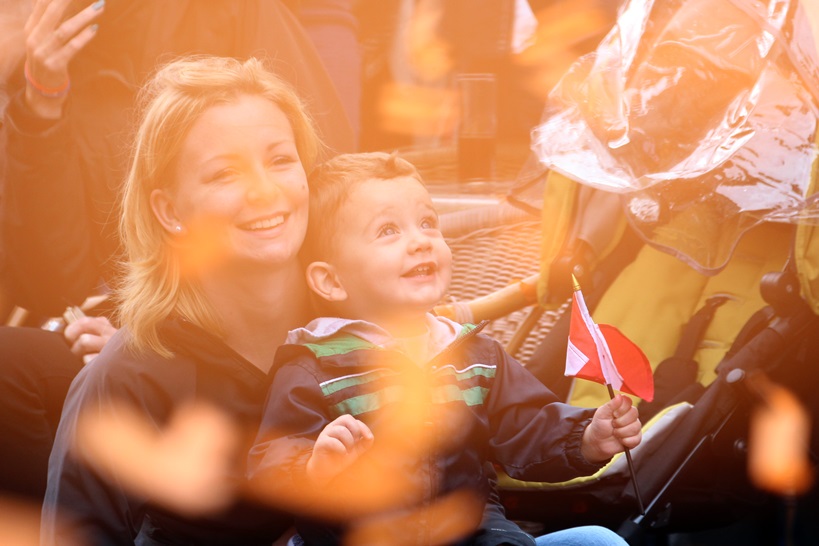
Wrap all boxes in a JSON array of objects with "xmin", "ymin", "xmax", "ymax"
[{"xmin": 245, "ymin": 170, "xmax": 281, "ymax": 203}]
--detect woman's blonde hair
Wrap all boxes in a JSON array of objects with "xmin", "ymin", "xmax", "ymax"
[{"xmin": 117, "ymin": 55, "xmax": 322, "ymax": 357}]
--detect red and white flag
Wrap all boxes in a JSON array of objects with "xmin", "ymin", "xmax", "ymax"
[{"xmin": 565, "ymin": 282, "xmax": 654, "ymax": 401}]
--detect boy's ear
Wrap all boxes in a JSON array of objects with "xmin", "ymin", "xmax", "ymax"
[{"xmin": 306, "ymin": 262, "xmax": 348, "ymax": 302}]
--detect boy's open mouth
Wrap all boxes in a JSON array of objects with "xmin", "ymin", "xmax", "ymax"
[{"xmin": 403, "ymin": 262, "xmax": 437, "ymax": 277}]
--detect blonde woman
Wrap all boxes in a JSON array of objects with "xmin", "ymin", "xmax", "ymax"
[
  {"xmin": 42, "ymin": 55, "xmax": 320, "ymax": 545},
  {"xmin": 0, "ymin": 0, "xmax": 355, "ymax": 505}
]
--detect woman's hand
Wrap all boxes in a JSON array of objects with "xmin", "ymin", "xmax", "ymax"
[
  {"xmin": 581, "ymin": 394, "xmax": 642, "ymax": 464},
  {"xmin": 64, "ymin": 315, "xmax": 117, "ymax": 364},
  {"xmin": 24, "ymin": 0, "xmax": 105, "ymax": 118},
  {"xmin": 306, "ymin": 414, "xmax": 374, "ymax": 486}
]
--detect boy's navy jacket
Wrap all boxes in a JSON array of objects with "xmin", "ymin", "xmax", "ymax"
[
  {"xmin": 41, "ymin": 317, "xmax": 292, "ymax": 546},
  {"xmin": 249, "ymin": 315, "xmax": 605, "ymax": 546}
]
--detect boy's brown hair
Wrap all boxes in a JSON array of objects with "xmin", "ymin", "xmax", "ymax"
[{"xmin": 301, "ymin": 151, "xmax": 424, "ymax": 265}]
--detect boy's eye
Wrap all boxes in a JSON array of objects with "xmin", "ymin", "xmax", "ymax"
[
  {"xmin": 268, "ymin": 154, "xmax": 297, "ymax": 168},
  {"xmin": 421, "ymin": 216, "xmax": 439, "ymax": 230},
  {"xmin": 378, "ymin": 224, "xmax": 399, "ymax": 237}
]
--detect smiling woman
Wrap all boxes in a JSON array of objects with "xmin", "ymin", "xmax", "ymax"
[
  {"xmin": 0, "ymin": 0, "xmax": 358, "ymax": 526},
  {"xmin": 41, "ymin": 56, "xmax": 321, "ymax": 546},
  {"xmin": 149, "ymin": 95, "xmax": 310, "ymax": 280},
  {"xmin": 116, "ymin": 56, "xmax": 321, "ymax": 361}
]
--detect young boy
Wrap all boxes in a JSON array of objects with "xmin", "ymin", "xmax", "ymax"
[{"xmin": 248, "ymin": 152, "xmax": 639, "ymax": 546}]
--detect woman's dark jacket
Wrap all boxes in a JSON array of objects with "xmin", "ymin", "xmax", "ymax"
[{"xmin": 41, "ymin": 317, "xmax": 291, "ymax": 545}]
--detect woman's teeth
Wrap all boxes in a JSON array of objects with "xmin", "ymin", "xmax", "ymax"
[{"xmin": 244, "ymin": 215, "xmax": 284, "ymax": 230}]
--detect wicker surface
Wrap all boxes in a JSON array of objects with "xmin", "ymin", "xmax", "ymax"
[{"xmin": 441, "ymin": 218, "xmax": 565, "ymax": 364}]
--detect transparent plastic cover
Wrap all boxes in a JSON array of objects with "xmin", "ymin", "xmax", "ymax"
[{"xmin": 532, "ymin": 0, "xmax": 819, "ymax": 273}]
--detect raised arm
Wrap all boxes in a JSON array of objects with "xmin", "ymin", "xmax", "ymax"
[
  {"xmin": 2, "ymin": 0, "xmax": 111, "ymax": 315},
  {"xmin": 23, "ymin": 0, "xmax": 104, "ymax": 120}
]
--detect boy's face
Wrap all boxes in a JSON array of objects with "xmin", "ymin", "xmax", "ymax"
[{"xmin": 322, "ymin": 176, "xmax": 452, "ymax": 328}]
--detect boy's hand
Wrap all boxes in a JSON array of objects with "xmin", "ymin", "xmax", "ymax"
[
  {"xmin": 306, "ymin": 414, "xmax": 374, "ymax": 486},
  {"xmin": 581, "ymin": 394, "xmax": 642, "ymax": 464}
]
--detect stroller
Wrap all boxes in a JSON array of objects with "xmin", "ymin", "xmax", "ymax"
[{"xmin": 432, "ymin": 0, "xmax": 819, "ymax": 542}]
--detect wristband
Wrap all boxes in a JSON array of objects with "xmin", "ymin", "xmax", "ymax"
[{"xmin": 24, "ymin": 60, "xmax": 71, "ymax": 98}]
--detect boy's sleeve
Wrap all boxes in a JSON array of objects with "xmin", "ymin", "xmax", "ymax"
[
  {"xmin": 247, "ymin": 351, "xmax": 331, "ymax": 496},
  {"xmin": 483, "ymin": 339, "xmax": 606, "ymax": 482}
]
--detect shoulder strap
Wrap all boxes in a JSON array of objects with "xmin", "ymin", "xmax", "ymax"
[
  {"xmin": 673, "ymin": 295, "xmax": 730, "ymax": 361},
  {"xmin": 639, "ymin": 295, "xmax": 729, "ymax": 420}
]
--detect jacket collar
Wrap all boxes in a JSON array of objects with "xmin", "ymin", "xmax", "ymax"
[{"xmin": 287, "ymin": 314, "xmax": 471, "ymax": 362}]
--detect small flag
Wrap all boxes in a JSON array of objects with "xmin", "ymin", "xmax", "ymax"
[{"xmin": 566, "ymin": 277, "xmax": 654, "ymax": 401}]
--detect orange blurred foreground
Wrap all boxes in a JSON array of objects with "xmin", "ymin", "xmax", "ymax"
[
  {"xmin": 0, "ymin": 497, "xmax": 55, "ymax": 546},
  {"xmin": 747, "ymin": 373, "xmax": 815, "ymax": 497},
  {"xmin": 74, "ymin": 402, "xmax": 240, "ymax": 516},
  {"xmin": 0, "ymin": 496, "xmax": 85, "ymax": 546},
  {"xmin": 248, "ymin": 365, "xmax": 473, "ymax": 523},
  {"xmin": 73, "ymin": 371, "xmax": 481, "ymax": 544}
]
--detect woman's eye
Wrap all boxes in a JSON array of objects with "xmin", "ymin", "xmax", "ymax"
[
  {"xmin": 378, "ymin": 225, "xmax": 399, "ymax": 237},
  {"xmin": 208, "ymin": 168, "xmax": 239, "ymax": 183}
]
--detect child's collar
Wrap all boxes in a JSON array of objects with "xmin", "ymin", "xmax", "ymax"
[{"xmin": 287, "ymin": 314, "xmax": 464, "ymax": 355}]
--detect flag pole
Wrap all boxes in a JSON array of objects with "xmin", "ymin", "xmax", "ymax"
[
  {"xmin": 605, "ymin": 383, "xmax": 645, "ymax": 515},
  {"xmin": 571, "ymin": 275, "xmax": 646, "ymax": 515}
]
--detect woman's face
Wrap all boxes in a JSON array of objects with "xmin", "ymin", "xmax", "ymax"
[{"xmin": 152, "ymin": 94, "xmax": 309, "ymax": 273}]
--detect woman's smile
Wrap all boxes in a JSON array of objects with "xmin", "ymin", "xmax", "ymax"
[{"xmin": 237, "ymin": 212, "xmax": 288, "ymax": 233}]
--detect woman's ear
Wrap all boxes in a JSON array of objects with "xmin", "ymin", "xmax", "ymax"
[
  {"xmin": 306, "ymin": 262, "xmax": 348, "ymax": 303},
  {"xmin": 150, "ymin": 189, "xmax": 185, "ymax": 234}
]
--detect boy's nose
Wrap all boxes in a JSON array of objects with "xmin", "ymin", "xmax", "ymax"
[{"xmin": 408, "ymin": 231, "xmax": 433, "ymax": 253}]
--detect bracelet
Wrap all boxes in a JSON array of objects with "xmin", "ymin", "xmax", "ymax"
[{"xmin": 24, "ymin": 60, "xmax": 71, "ymax": 98}]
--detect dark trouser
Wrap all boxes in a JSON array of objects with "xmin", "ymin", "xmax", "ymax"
[{"xmin": 0, "ymin": 327, "xmax": 82, "ymax": 503}]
